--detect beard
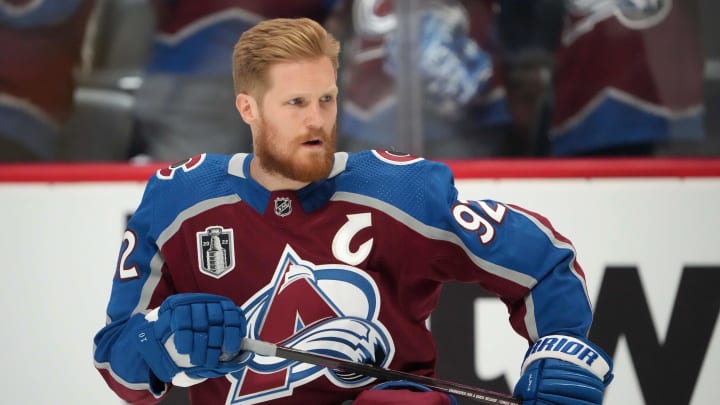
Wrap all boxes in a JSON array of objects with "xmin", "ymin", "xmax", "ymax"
[{"xmin": 254, "ymin": 117, "xmax": 337, "ymax": 183}]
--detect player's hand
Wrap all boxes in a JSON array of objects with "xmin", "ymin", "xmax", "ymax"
[
  {"xmin": 134, "ymin": 293, "xmax": 248, "ymax": 386},
  {"xmin": 513, "ymin": 335, "xmax": 613, "ymax": 405},
  {"xmin": 384, "ymin": 7, "xmax": 492, "ymax": 114}
]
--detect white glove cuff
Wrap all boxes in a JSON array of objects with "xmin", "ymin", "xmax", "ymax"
[
  {"xmin": 171, "ymin": 372, "xmax": 207, "ymax": 387},
  {"xmin": 145, "ymin": 307, "xmax": 160, "ymax": 322},
  {"xmin": 144, "ymin": 307, "xmax": 195, "ymax": 368},
  {"xmin": 521, "ymin": 335, "xmax": 611, "ymax": 380},
  {"xmin": 164, "ymin": 333, "xmax": 193, "ymax": 368}
]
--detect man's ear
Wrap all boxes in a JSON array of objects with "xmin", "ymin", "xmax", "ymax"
[{"xmin": 236, "ymin": 93, "xmax": 258, "ymax": 124}]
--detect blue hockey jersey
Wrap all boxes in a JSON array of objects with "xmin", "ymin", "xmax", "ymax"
[{"xmin": 93, "ymin": 150, "xmax": 592, "ymax": 404}]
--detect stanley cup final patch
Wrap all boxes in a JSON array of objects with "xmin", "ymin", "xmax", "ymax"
[{"xmin": 196, "ymin": 226, "xmax": 235, "ymax": 278}]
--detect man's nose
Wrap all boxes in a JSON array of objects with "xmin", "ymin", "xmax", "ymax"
[{"xmin": 304, "ymin": 103, "xmax": 325, "ymax": 129}]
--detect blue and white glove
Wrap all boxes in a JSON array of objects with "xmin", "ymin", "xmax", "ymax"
[
  {"xmin": 384, "ymin": 7, "xmax": 492, "ymax": 114},
  {"xmin": 134, "ymin": 293, "xmax": 247, "ymax": 387},
  {"xmin": 514, "ymin": 335, "xmax": 614, "ymax": 405}
]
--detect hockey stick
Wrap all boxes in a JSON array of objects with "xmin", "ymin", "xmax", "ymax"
[{"xmin": 228, "ymin": 338, "xmax": 521, "ymax": 405}]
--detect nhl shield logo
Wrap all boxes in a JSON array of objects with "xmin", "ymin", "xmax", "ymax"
[
  {"xmin": 197, "ymin": 226, "xmax": 235, "ymax": 278},
  {"xmin": 274, "ymin": 197, "xmax": 292, "ymax": 217}
]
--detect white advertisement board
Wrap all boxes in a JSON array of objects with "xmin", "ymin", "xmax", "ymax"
[
  {"xmin": 0, "ymin": 164, "xmax": 717, "ymax": 405},
  {"xmin": 446, "ymin": 177, "xmax": 720, "ymax": 405}
]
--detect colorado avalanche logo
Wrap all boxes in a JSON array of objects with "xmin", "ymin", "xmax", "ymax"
[
  {"xmin": 372, "ymin": 150, "xmax": 424, "ymax": 165},
  {"xmin": 564, "ymin": 0, "xmax": 672, "ymax": 44},
  {"xmin": 613, "ymin": 0, "xmax": 672, "ymax": 28},
  {"xmin": 226, "ymin": 245, "xmax": 394, "ymax": 404}
]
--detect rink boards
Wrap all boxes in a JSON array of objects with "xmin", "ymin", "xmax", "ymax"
[{"xmin": 1, "ymin": 158, "xmax": 718, "ymax": 404}]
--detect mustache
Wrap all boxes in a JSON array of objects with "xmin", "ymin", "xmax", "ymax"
[
  {"xmin": 300, "ymin": 129, "xmax": 330, "ymax": 139},
  {"xmin": 298, "ymin": 126, "xmax": 337, "ymax": 143}
]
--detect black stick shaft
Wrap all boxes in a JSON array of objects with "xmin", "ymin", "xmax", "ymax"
[{"xmin": 238, "ymin": 338, "xmax": 521, "ymax": 405}]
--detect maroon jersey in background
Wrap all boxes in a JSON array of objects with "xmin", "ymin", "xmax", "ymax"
[
  {"xmin": 550, "ymin": 0, "xmax": 705, "ymax": 155},
  {"xmin": 146, "ymin": 0, "xmax": 336, "ymax": 74},
  {"xmin": 333, "ymin": 0, "xmax": 511, "ymax": 158},
  {"xmin": 0, "ymin": 0, "xmax": 95, "ymax": 159}
]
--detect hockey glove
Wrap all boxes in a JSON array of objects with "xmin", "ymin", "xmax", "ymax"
[
  {"xmin": 513, "ymin": 334, "xmax": 613, "ymax": 405},
  {"xmin": 134, "ymin": 293, "xmax": 247, "ymax": 386}
]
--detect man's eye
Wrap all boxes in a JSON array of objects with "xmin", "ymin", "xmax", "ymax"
[
  {"xmin": 288, "ymin": 98, "xmax": 304, "ymax": 106},
  {"xmin": 320, "ymin": 95, "xmax": 335, "ymax": 103}
]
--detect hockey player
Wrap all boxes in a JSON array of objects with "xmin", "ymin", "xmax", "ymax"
[{"xmin": 93, "ymin": 17, "xmax": 613, "ymax": 404}]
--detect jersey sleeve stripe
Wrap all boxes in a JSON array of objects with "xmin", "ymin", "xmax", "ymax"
[{"xmin": 331, "ymin": 191, "xmax": 536, "ymax": 288}]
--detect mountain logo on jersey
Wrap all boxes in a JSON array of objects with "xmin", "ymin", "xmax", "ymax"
[
  {"xmin": 226, "ymin": 245, "xmax": 394, "ymax": 404},
  {"xmin": 614, "ymin": 0, "xmax": 672, "ymax": 26},
  {"xmin": 564, "ymin": 0, "xmax": 672, "ymax": 44},
  {"xmin": 274, "ymin": 197, "xmax": 292, "ymax": 217},
  {"xmin": 196, "ymin": 226, "xmax": 235, "ymax": 278},
  {"xmin": 156, "ymin": 154, "xmax": 205, "ymax": 180}
]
